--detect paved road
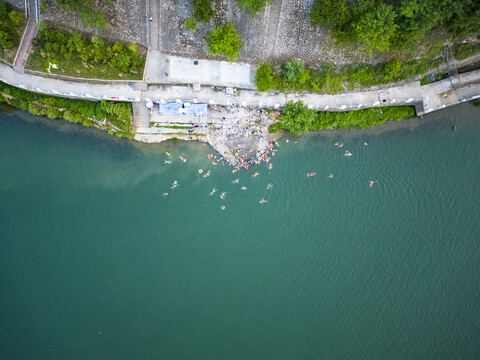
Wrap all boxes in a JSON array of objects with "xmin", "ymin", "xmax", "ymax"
[{"xmin": 2, "ymin": 59, "xmax": 480, "ymax": 115}]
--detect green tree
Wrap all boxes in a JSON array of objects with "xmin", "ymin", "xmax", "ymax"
[
  {"xmin": 0, "ymin": 30, "xmax": 13, "ymax": 48},
  {"xmin": 205, "ymin": 22, "xmax": 243, "ymax": 61},
  {"xmin": 255, "ymin": 61, "xmax": 275, "ymax": 92},
  {"xmin": 235, "ymin": 0, "xmax": 273, "ymax": 17},
  {"xmin": 356, "ymin": 3, "xmax": 398, "ymax": 53},
  {"xmin": 278, "ymin": 101, "xmax": 316, "ymax": 135},
  {"xmin": 281, "ymin": 58, "xmax": 310, "ymax": 87},
  {"xmin": 383, "ymin": 59, "xmax": 402, "ymax": 80},
  {"xmin": 310, "ymin": 0, "xmax": 351, "ymax": 30}
]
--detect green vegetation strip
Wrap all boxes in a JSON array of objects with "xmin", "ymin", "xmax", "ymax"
[
  {"xmin": 256, "ymin": 55, "xmax": 445, "ymax": 94},
  {"xmin": 0, "ymin": 0, "xmax": 26, "ymax": 63},
  {"xmin": 27, "ymin": 22, "xmax": 145, "ymax": 80},
  {"xmin": 0, "ymin": 81, "xmax": 134, "ymax": 139},
  {"xmin": 270, "ymin": 100, "xmax": 415, "ymax": 135}
]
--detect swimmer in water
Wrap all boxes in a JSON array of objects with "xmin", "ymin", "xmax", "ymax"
[
  {"xmin": 307, "ymin": 172, "xmax": 316, "ymax": 177},
  {"xmin": 220, "ymin": 205, "xmax": 226, "ymax": 210},
  {"xmin": 163, "ymin": 192, "xmax": 168, "ymax": 196},
  {"xmin": 241, "ymin": 186, "xmax": 247, "ymax": 190},
  {"xmin": 344, "ymin": 151, "xmax": 352, "ymax": 157},
  {"xmin": 252, "ymin": 172, "xmax": 260, "ymax": 178},
  {"xmin": 369, "ymin": 180, "xmax": 374, "ymax": 188},
  {"xmin": 364, "ymin": 142, "xmax": 368, "ymax": 146},
  {"xmin": 171, "ymin": 181, "xmax": 179, "ymax": 189},
  {"xmin": 232, "ymin": 179, "xmax": 239, "ymax": 183},
  {"xmin": 259, "ymin": 198, "xmax": 268, "ymax": 204},
  {"xmin": 220, "ymin": 192, "xmax": 227, "ymax": 199},
  {"xmin": 165, "ymin": 152, "xmax": 170, "ymax": 156},
  {"xmin": 210, "ymin": 187, "xmax": 217, "ymax": 196},
  {"xmin": 328, "ymin": 174, "xmax": 333, "ymax": 179},
  {"xmin": 163, "ymin": 160, "xmax": 172, "ymax": 165},
  {"xmin": 267, "ymin": 184, "xmax": 273, "ymax": 189}
]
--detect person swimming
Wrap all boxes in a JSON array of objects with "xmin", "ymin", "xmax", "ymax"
[
  {"xmin": 220, "ymin": 192, "xmax": 227, "ymax": 199},
  {"xmin": 328, "ymin": 174, "xmax": 333, "ymax": 179},
  {"xmin": 307, "ymin": 172, "xmax": 316, "ymax": 177},
  {"xmin": 369, "ymin": 180, "xmax": 374, "ymax": 188},
  {"xmin": 252, "ymin": 172, "xmax": 260, "ymax": 178},
  {"xmin": 344, "ymin": 151, "xmax": 352, "ymax": 157},
  {"xmin": 210, "ymin": 187, "xmax": 217, "ymax": 196},
  {"xmin": 267, "ymin": 184, "xmax": 273, "ymax": 189},
  {"xmin": 259, "ymin": 198, "xmax": 268, "ymax": 204},
  {"xmin": 163, "ymin": 192, "xmax": 168, "ymax": 196},
  {"xmin": 179, "ymin": 155, "xmax": 187, "ymax": 162},
  {"xmin": 165, "ymin": 152, "xmax": 170, "ymax": 156},
  {"xmin": 241, "ymin": 186, "xmax": 247, "ymax": 190},
  {"xmin": 232, "ymin": 179, "xmax": 239, "ymax": 183},
  {"xmin": 163, "ymin": 160, "xmax": 172, "ymax": 165},
  {"xmin": 171, "ymin": 180, "xmax": 179, "ymax": 189},
  {"xmin": 203, "ymin": 170, "xmax": 211, "ymax": 178},
  {"xmin": 220, "ymin": 205, "xmax": 226, "ymax": 210}
]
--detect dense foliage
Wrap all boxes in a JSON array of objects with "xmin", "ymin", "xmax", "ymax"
[
  {"xmin": 235, "ymin": 0, "xmax": 273, "ymax": 17},
  {"xmin": 205, "ymin": 22, "xmax": 243, "ymax": 61},
  {"xmin": 193, "ymin": 0, "xmax": 216, "ymax": 23},
  {"xmin": 28, "ymin": 23, "xmax": 145, "ymax": 80},
  {"xmin": 0, "ymin": 1, "xmax": 26, "ymax": 62},
  {"xmin": 254, "ymin": 52, "xmax": 447, "ymax": 93},
  {"xmin": 271, "ymin": 100, "xmax": 416, "ymax": 134},
  {"xmin": 310, "ymin": 0, "xmax": 480, "ymax": 54},
  {"xmin": 0, "ymin": 81, "xmax": 133, "ymax": 137},
  {"xmin": 54, "ymin": 0, "xmax": 113, "ymax": 30}
]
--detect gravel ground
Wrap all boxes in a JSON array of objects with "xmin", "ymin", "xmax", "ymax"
[
  {"xmin": 159, "ymin": 0, "xmax": 266, "ymax": 62},
  {"xmin": 5, "ymin": 0, "xmax": 25, "ymax": 12},
  {"xmin": 158, "ymin": 0, "xmax": 380, "ymax": 65},
  {"xmin": 39, "ymin": 0, "xmax": 147, "ymax": 47}
]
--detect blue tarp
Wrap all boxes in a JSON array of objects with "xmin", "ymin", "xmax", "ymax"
[{"xmin": 159, "ymin": 103, "xmax": 208, "ymax": 116}]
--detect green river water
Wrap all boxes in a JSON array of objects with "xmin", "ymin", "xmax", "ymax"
[{"xmin": 1, "ymin": 103, "xmax": 479, "ymax": 359}]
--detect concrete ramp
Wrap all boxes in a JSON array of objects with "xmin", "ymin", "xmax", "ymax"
[{"xmin": 13, "ymin": 20, "xmax": 37, "ymax": 71}]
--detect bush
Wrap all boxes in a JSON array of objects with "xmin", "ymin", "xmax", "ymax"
[
  {"xmin": 255, "ymin": 61, "xmax": 275, "ymax": 92},
  {"xmin": 46, "ymin": 107, "xmax": 63, "ymax": 119},
  {"xmin": 8, "ymin": 11, "xmax": 23, "ymax": 27},
  {"xmin": 184, "ymin": 18, "xmax": 197, "ymax": 30},
  {"xmin": 235, "ymin": 0, "xmax": 273, "ymax": 17},
  {"xmin": 453, "ymin": 43, "xmax": 480, "ymax": 60}
]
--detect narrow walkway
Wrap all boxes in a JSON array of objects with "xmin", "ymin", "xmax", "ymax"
[
  {"xmin": 263, "ymin": 0, "xmax": 284, "ymax": 59},
  {"xmin": 149, "ymin": 0, "xmax": 160, "ymax": 50},
  {"xmin": 132, "ymin": 93, "xmax": 150, "ymax": 128},
  {"xmin": 13, "ymin": 20, "xmax": 37, "ymax": 70}
]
